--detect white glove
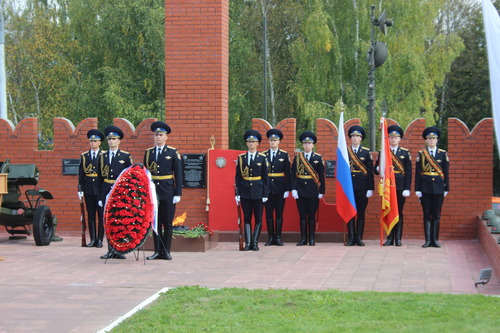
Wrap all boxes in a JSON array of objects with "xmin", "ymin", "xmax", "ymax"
[
  {"xmin": 173, "ymin": 196, "xmax": 181, "ymax": 204},
  {"xmin": 235, "ymin": 196, "xmax": 240, "ymax": 206},
  {"xmin": 444, "ymin": 191, "xmax": 448, "ymax": 197},
  {"xmin": 292, "ymin": 190, "xmax": 299, "ymax": 199},
  {"xmin": 415, "ymin": 191, "xmax": 422, "ymax": 198},
  {"xmin": 262, "ymin": 197, "xmax": 268, "ymax": 203},
  {"xmin": 283, "ymin": 191, "xmax": 289, "ymax": 199},
  {"xmin": 318, "ymin": 194, "xmax": 324, "ymax": 199},
  {"xmin": 98, "ymin": 200, "xmax": 103, "ymax": 207},
  {"xmin": 78, "ymin": 191, "xmax": 84, "ymax": 200},
  {"xmin": 366, "ymin": 190, "xmax": 373, "ymax": 198},
  {"xmin": 376, "ymin": 166, "xmax": 379, "ymax": 172},
  {"xmin": 402, "ymin": 190, "xmax": 410, "ymax": 197}
]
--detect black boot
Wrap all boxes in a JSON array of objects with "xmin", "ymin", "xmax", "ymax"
[
  {"xmin": 297, "ymin": 220, "xmax": 307, "ymax": 246},
  {"xmin": 345, "ymin": 220, "xmax": 355, "ymax": 246},
  {"xmin": 383, "ymin": 229, "xmax": 395, "ymax": 246},
  {"xmin": 308, "ymin": 219, "xmax": 316, "ymax": 246},
  {"xmin": 395, "ymin": 221, "xmax": 403, "ymax": 247},
  {"xmin": 147, "ymin": 234, "xmax": 164, "ymax": 260},
  {"xmin": 163, "ymin": 228, "xmax": 173, "ymax": 260},
  {"xmin": 356, "ymin": 219, "xmax": 365, "ymax": 246},
  {"xmin": 422, "ymin": 221, "xmax": 432, "ymax": 248},
  {"xmin": 265, "ymin": 218, "xmax": 275, "ymax": 246},
  {"xmin": 100, "ymin": 243, "xmax": 124, "ymax": 259},
  {"xmin": 86, "ymin": 221, "xmax": 96, "ymax": 247},
  {"xmin": 243, "ymin": 224, "xmax": 252, "ymax": 251},
  {"xmin": 432, "ymin": 220, "xmax": 441, "ymax": 248},
  {"xmin": 252, "ymin": 224, "xmax": 262, "ymax": 251},
  {"xmin": 275, "ymin": 218, "xmax": 284, "ymax": 246},
  {"xmin": 96, "ymin": 213, "xmax": 104, "ymax": 248}
]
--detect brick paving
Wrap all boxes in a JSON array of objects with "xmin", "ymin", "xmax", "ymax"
[{"xmin": 0, "ymin": 236, "xmax": 499, "ymax": 332}]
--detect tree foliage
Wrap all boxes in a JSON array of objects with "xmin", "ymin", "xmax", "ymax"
[
  {"xmin": 2, "ymin": 0, "xmax": 488, "ymax": 152},
  {"xmin": 4, "ymin": 0, "xmax": 165, "ymax": 144},
  {"xmin": 230, "ymin": 0, "xmax": 465, "ymax": 144}
]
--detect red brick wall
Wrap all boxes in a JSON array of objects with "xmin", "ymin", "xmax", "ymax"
[
  {"xmin": 477, "ymin": 217, "xmax": 500, "ymax": 278},
  {"xmin": 0, "ymin": 117, "xmax": 493, "ymax": 240},
  {"xmin": 165, "ymin": 0, "xmax": 229, "ymax": 225}
]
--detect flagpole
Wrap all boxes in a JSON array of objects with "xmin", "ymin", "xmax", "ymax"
[{"xmin": 379, "ymin": 117, "xmax": 384, "ymax": 246}]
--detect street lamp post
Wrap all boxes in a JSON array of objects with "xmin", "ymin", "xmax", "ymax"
[{"xmin": 366, "ymin": 5, "xmax": 392, "ymax": 151}]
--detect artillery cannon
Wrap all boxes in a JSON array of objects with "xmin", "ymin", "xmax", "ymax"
[{"xmin": 0, "ymin": 159, "xmax": 55, "ymax": 246}]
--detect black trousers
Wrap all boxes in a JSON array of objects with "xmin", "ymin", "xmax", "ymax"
[
  {"xmin": 264, "ymin": 193, "xmax": 285, "ymax": 220},
  {"xmin": 84, "ymin": 193, "xmax": 103, "ymax": 241},
  {"xmin": 241, "ymin": 198, "xmax": 263, "ymax": 227},
  {"xmin": 347, "ymin": 190, "xmax": 369, "ymax": 240},
  {"xmin": 155, "ymin": 198, "xmax": 176, "ymax": 251},
  {"xmin": 296, "ymin": 196, "xmax": 318, "ymax": 221},
  {"xmin": 421, "ymin": 193, "xmax": 444, "ymax": 222}
]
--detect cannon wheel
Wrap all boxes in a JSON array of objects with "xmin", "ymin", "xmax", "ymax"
[{"xmin": 33, "ymin": 205, "xmax": 54, "ymax": 246}]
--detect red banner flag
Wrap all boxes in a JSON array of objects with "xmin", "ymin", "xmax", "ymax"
[{"xmin": 379, "ymin": 118, "xmax": 399, "ymax": 237}]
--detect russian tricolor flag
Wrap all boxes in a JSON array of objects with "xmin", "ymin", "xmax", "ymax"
[{"xmin": 336, "ymin": 112, "xmax": 357, "ymax": 223}]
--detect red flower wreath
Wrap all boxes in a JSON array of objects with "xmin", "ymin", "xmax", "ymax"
[{"xmin": 104, "ymin": 164, "xmax": 154, "ymax": 254}]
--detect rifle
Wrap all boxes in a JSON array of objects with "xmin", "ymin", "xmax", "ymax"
[
  {"xmin": 80, "ymin": 198, "xmax": 86, "ymax": 247},
  {"xmin": 237, "ymin": 202, "xmax": 244, "ymax": 251}
]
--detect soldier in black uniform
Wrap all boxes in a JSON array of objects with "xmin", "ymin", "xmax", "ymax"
[
  {"xmin": 235, "ymin": 130, "xmax": 269, "ymax": 251},
  {"xmin": 263, "ymin": 129, "xmax": 291, "ymax": 246},
  {"xmin": 144, "ymin": 121, "xmax": 183, "ymax": 260},
  {"xmin": 375, "ymin": 125, "xmax": 411, "ymax": 246},
  {"xmin": 291, "ymin": 131, "xmax": 325, "ymax": 246},
  {"xmin": 415, "ymin": 126, "xmax": 449, "ymax": 248},
  {"xmin": 78, "ymin": 129, "xmax": 105, "ymax": 248},
  {"xmin": 99, "ymin": 125, "xmax": 133, "ymax": 259},
  {"xmin": 346, "ymin": 126, "xmax": 374, "ymax": 246}
]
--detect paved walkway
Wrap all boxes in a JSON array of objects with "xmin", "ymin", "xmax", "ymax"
[{"xmin": 0, "ymin": 236, "xmax": 499, "ymax": 332}]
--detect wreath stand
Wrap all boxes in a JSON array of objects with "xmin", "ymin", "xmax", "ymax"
[{"xmin": 103, "ymin": 235, "xmax": 149, "ymax": 265}]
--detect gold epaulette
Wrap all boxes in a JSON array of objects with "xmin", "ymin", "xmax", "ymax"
[
  {"xmin": 361, "ymin": 147, "xmax": 370, "ymax": 152},
  {"xmin": 238, "ymin": 152, "xmax": 246, "ymax": 157},
  {"xmin": 120, "ymin": 150, "xmax": 129, "ymax": 154},
  {"xmin": 258, "ymin": 152, "xmax": 266, "ymax": 157},
  {"xmin": 313, "ymin": 152, "xmax": 322, "ymax": 157},
  {"xmin": 438, "ymin": 148, "xmax": 446, "ymax": 152},
  {"xmin": 167, "ymin": 145, "xmax": 177, "ymax": 150},
  {"xmin": 400, "ymin": 147, "xmax": 409, "ymax": 151},
  {"xmin": 279, "ymin": 149, "xmax": 288, "ymax": 154}
]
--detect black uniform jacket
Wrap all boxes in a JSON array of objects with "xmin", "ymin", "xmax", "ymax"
[
  {"xmin": 349, "ymin": 146, "xmax": 374, "ymax": 192},
  {"xmin": 415, "ymin": 148, "xmax": 449, "ymax": 195},
  {"xmin": 263, "ymin": 149, "xmax": 291, "ymax": 195},
  {"xmin": 291, "ymin": 152, "xmax": 325, "ymax": 198},
  {"xmin": 99, "ymin": 149, "xmax": 133, "ymax": 201},
  {"xmin": 235, "ymin": 152, "xmax": 269, "ymax": 200},
  {"xmin": 374, "ymin": 147, "xmax": 412, "ymax": 191},
  {"xmin": 78, "ymin": 149, "xmax": 102, "ymax": 195},
  {"xmin": 144, "ymin": 146, "xmax": 183, "ymax": 200}
]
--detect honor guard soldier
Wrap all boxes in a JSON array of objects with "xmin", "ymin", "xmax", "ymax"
[
  {"xmin": 375, "ymin": 125, "xmax": 411, "ymax": 246},
  {"xmin": 144, "ymin": 121, "xmax": 183, "ymax": 260},
  {"xmin": 78, "ymin": 129, "xmax": 105, "ymax": 248},
  {"xmin": 415, "ymin": 127, "xmax": 449, "ymax": 248},
  {"xmin": 291, "ymin": 131, "xmax": 325, "ymax": 246},
  {"xmin": 346, "ymin": 126, "xmax": 374, "ymax": 246},
  {"xmin": 235, "ymin": 130, "xmax": 269, "ymax": 251},
  {"xmin": 263, "ymin": 129, "xmax": 291, "ymax": 246},
  {"xmin": 99, "ymin": 125, "xmax": 133, "ymax": 259}
]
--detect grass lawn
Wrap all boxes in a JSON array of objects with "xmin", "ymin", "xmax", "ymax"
[{"xmin": 112, "ymin": 286, "xmax": 500, "ymax": 332}]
